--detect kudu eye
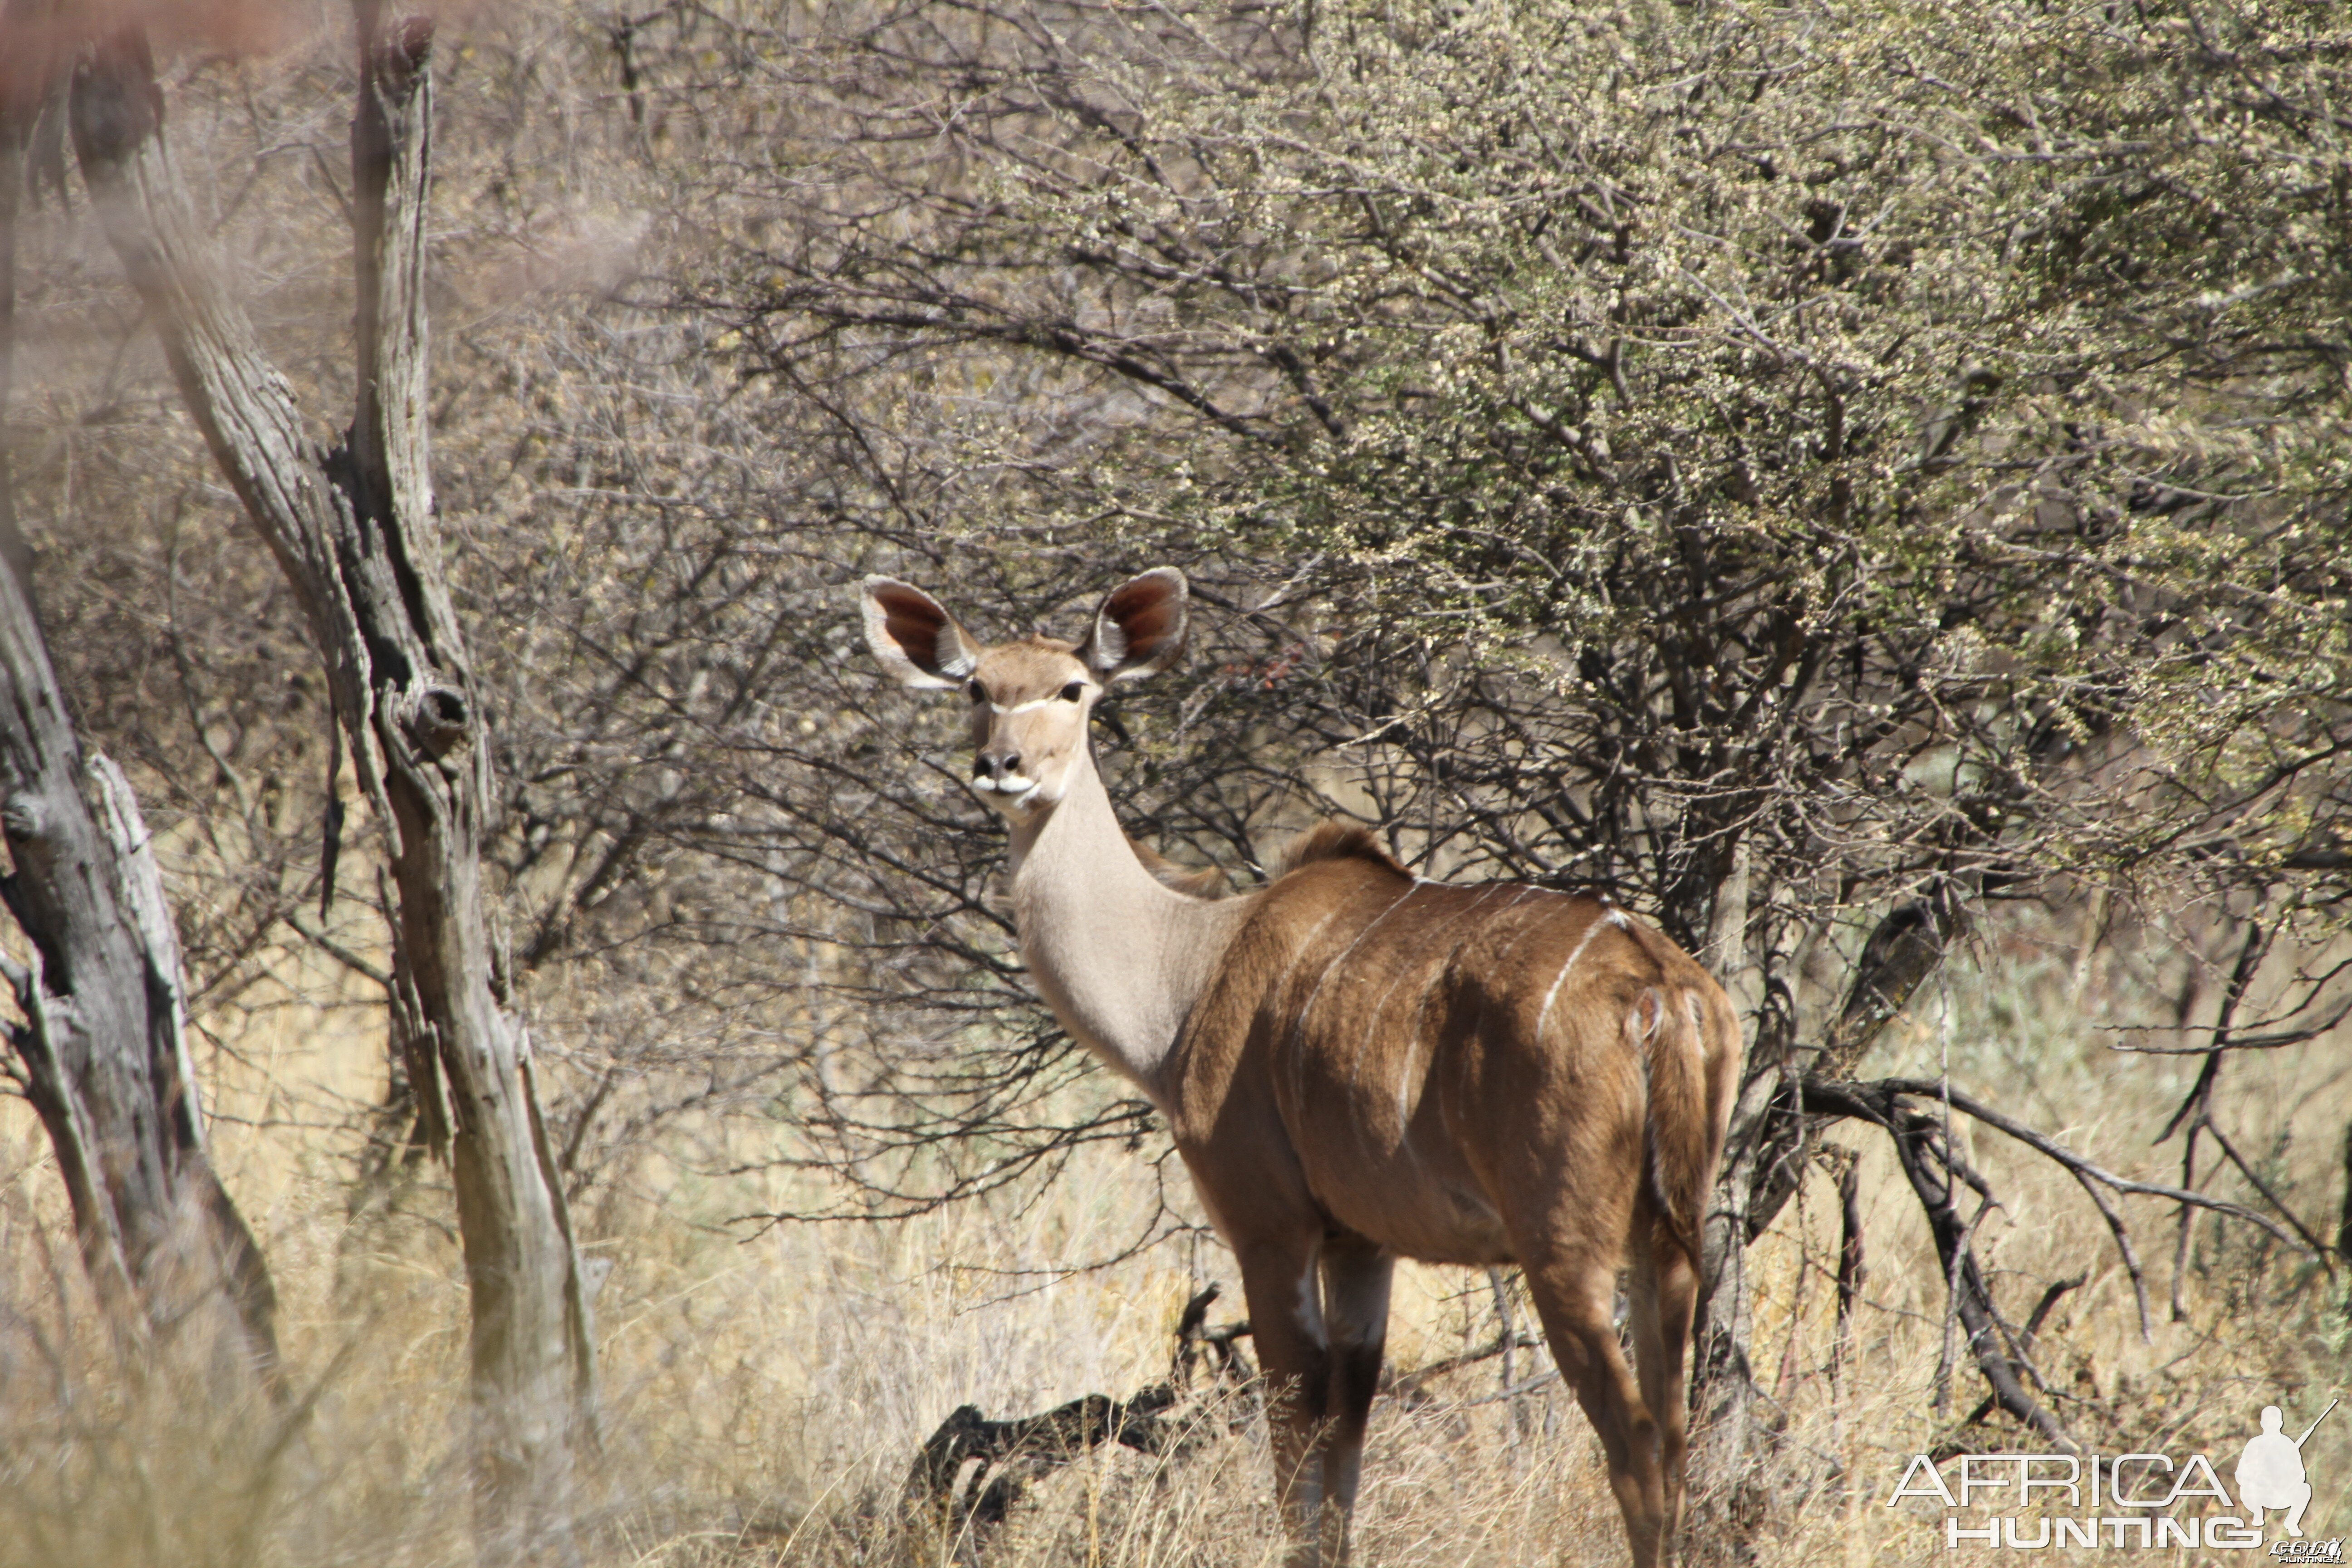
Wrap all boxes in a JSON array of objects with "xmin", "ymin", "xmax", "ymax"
[
  {"xmin": 966, "ymin": 680, "xmax": 987, "ymax": 706},
  {"xmin": 1059, "ymin": 681, "xmax": 1086, "ymax": 703}
]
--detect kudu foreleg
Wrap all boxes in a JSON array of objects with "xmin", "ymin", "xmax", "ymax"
[
  {"xmin": 1236, "ymin": 1235, "xmax": 1335, "ymax": 1567},
  {"xmin": 1315, "ymin": 1240, "xmax": 1395, "ymax": 1565}
]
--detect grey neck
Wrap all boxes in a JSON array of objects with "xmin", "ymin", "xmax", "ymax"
[{"xmin": 1005, "ymin": 757, "xmax": 1255, "ymax": 1105}]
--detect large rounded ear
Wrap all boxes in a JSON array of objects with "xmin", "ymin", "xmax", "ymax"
[
  {"xmin": 859, "ymin": 577, "xmax": 984, "ymax": 689},
  {"xmin": 1080, "ymin": 568, "xmax": 1189, "ymax": 682}
]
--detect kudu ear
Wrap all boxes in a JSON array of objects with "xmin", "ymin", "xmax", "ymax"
[
  {"xmin": 1081, "ymin": 568, "xmax": 1189, "ymax": 682},
  {"xmin": 859, "ymin": 577, "xmax": 983, "ymax": 690}
]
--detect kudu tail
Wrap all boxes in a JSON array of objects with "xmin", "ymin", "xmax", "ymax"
[{"xmin": 1635, "ymin": 975, "xmax": 1736, "ymax": 1272}]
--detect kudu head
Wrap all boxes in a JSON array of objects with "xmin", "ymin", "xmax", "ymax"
[{"xmin": 859, "ymin": 568, "xmax": 1189, "ymax": 820}]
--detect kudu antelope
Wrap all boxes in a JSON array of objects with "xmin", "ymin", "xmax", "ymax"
[{"xmin": 859, "ymin": 568, "xmax": 1741, "ymax": 1567}]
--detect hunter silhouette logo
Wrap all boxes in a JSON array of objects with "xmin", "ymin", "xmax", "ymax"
[
  {"xmin": 1884, "ymin": 1396, "xmax": 2339, "ymax": 1551},
  {"xmin": 2239, "ymin": 1401, "xmax": 2333, "ymax": 1540}
]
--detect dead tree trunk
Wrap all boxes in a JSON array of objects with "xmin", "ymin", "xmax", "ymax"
[
  {"xmin": 66, "ymin": 10, "xmax": 595, "ymax": 1554},
  {"xmin": 0, "ymin": 564, "xmax": 281, "ymax": 1381},
  {"xmin": 0, "ymin": 6, "xmax": 277, "ymax": 1386},
  {"xmin": 0, "ymin": 540, "xmax": 283, "ymax": 1381}
]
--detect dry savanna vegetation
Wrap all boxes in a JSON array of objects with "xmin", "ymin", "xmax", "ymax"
[{"xmin": 0, "ymin": 0, "xmax": 2347, "ymax": 1564}]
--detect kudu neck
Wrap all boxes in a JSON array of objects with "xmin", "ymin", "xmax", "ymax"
[{"xmin": 1005, "ymin": 746, "xmax": 1249, "ymax": 1104}]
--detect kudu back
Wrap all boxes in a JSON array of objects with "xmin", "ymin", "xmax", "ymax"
[{"xmin": 860, "ymin": 567, "xmax": 1742, "ymax": 1568}]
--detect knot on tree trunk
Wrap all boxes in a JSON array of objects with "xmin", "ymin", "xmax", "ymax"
[
  {"xmin": 400, "ymin": 684, "xmax": 473, "ymax": 761},
  {"xmin": 369, "ymin": 15, "xmax": 436, "ymax": 90},
  {"xmin": 3, "ymin": 792, "xmax": 45, "ymax": 844}
]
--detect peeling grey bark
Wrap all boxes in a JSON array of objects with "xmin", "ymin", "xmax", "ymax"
[
  {"xmin": 0, "ymin": 655, "xmax": 284, "ymax": 1376},
  {"xmin": 65, "ymin": 10, "xmax": 594, "ymax": 1555}
]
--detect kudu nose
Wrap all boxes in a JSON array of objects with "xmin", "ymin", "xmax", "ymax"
[{"xmin": 974, "ymin": 750, "xmax": 1022, "ymax": 783}]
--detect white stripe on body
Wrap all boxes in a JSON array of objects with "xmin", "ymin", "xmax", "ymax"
[
  {"xmin": 1532, "ymin": 908, "xmax": 1619, "ymax": 1041},
  {"xmin": 1288, "ymin": 886, "xmax": 1419, "ymax": 1127},
  {"xmin": 1349, "ymin": 885, "xmax": 1521, "ymax": 1156},
  {"xmin": 1352, "ymin": 885, "xmax": 1509, "ymax": 1097},
  {"xmin": 1393, "ymin": 885, "xmax": 1548, "ymax": 1135}
]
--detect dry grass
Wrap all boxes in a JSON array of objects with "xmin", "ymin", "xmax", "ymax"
[{"xmin": 1, "ymin": 940, "xmax": 2345, "ymax": 1568}]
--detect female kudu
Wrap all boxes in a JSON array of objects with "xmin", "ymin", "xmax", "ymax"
[{"xmin": 860, "ymin": 567, "xmax": 1741, "ymax": 1567}]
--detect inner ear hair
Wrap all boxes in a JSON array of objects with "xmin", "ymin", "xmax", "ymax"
[
  {"xmin": 1084, "ymin": 567, "xmax": 1189, "ymax": 681},
  {"xmin": 859, "ymin": 576, "xmax": 980, "ymax": 689}
]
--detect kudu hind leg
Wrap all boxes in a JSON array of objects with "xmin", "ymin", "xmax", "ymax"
[
  {"xmin": 1523, "ymin": 1250, "xmax": 1668, "ymax": 1568},
  {"xmin": 1630, "ymin": 1219, "xmax": 1700, "ymax": 1557},
  {"xmin": 1235, "ymin": 1234, "xmax": 1335, "ymax": 1566},
  {"xmin": 1316, "ymin": 1240, "xmax": 1395, "ymax": 1566}
]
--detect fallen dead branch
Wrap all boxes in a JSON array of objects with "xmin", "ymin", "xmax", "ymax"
[
  {"xmin": 1793, "ymin": 1058, "xmax": 2330, "ymax": 1453},
  {"xmin": 902, "ymin": 1284, "xmax": 1252, "ymax": 1555},
  {"xmin": 904, "ymin": 1387, "xmax": 1182, "ymax": 1545}
]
